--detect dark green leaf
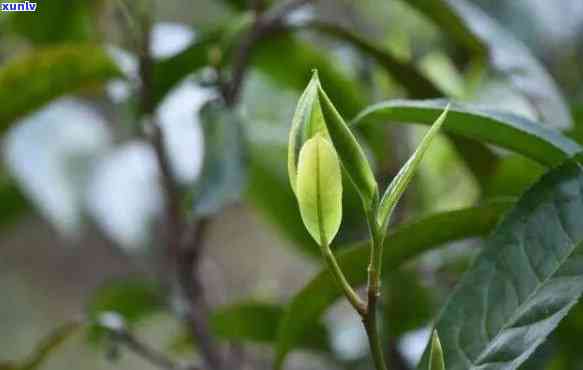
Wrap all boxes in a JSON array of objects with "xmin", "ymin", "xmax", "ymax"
[
  {"xmin": 274, "ymin": 200, "xmax": 513, "ymax": 369},
  {"xmin": 20, "ymin": 321, "xmax": 82, "ymax": 370},
  {"xmin": 406, "ymin": 0, "xmax": 572, "ymax": 129},
  {"xmin": 193, "ymin": 101, "xmax": 248, "ymax": 216},
  {"xmin": 0, "ymin": 44, "xmax": 121, "ymax": 134},
  {"xmin": 86, "ymin": 278, "xmax": 162, "ymax": 342},
  {"xmin": 417, "ymin": 160, "xmax": 583, "ymax": 370},
  {"xmin": 353, "ymin": 100, "xmax": 581, "ymax": 167}
]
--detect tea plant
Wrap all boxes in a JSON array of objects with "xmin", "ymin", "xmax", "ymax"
[{"xmin": 1, "ymin": 1, "xmax": 583, "ymax": 370}]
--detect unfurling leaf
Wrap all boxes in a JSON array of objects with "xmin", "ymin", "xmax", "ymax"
[
  {"xmin": 288, "ymin": 72, "xmax": 325, "ymax": 194},
  {"xmin": 296, "ymin": 134, "xmax": 343, "ymax": 246},
  {"xmin": 377, "ymin": 105, "xmax": 448, "ymax": 230},
  {"xmin": 316, "ymin": 79, "xmax": 377, "ymax": 208},
  {"xmin": 429, "ymin": 330, "xmax": 445, "ymax": 370}
]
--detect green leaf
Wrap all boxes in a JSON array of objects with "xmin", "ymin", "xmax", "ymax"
[
  {"xmin": 210, "ymin": 302, "xmax": 330, "ymax": 351},
  {"xmin": 288, "ymin": 73, "xmax": 323, "ymax": 195},
  {"xmin": 406, "ymin": 0, "xmax": 572, "ymax": 129},
  {"xmin": 429, "ymin": 331, "xmax": 446, "ymax": 370},
  {"xmin": 317, "ymin": 82, "xmax": 378, "ymax": 208},
  {"xmin": 296, "ymin": 134, "xmax": 343, "ymax": 246},
  {"xmin": 274, "ymin": 200, "xmax": 513, "ymax": 369},
  {"xmin": 193, "ymin": 100, "xmax": 248, "ymax": 216},
  {"xmin": 417, "ymin": 160, "xmax": 583, "ymax": 370},
  {"xmin": 86, "ymin": 278, "xmax": 163, "ymax": 342},
  {"xmin": 296, "ymin": 21, "xmax": 498, "ymax": 189},
  {"xmin": 20, "ymin": 321, "xmax": 82, "ymax": 370},
  {"xmin": 353, "ymin": 100, "xmax": 581, "ymax": 167},
  {"xmin": 377, "ymin": 105, "xmax": 448, "ymax": 229},
  {"xmin": 0, "ymin": 44, "xmax": 121, "ymax": 134}
]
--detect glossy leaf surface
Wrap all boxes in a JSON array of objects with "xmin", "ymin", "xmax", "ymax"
[{"xmin": 354, "ymin": 100, "xmax": 581, "ymax": 167}]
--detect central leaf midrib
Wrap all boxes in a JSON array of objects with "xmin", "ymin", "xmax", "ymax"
[{"xmin": 315, "ymin": 139, "xmax": 326, "ymax": 247}]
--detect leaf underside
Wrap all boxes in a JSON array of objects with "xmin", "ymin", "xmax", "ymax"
[{"xmin": 418, "ymin": 160, "xmax": 583, "ymax": 370}]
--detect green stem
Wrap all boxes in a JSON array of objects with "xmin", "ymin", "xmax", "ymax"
[
  {"xmin": 364, "ymin": 302, "xmax": 388, "ymax": 370},
  {"xmin": 321, "ymin": 245, "xmax": 367, "ymax": 316},
  {"xmin": 365, "ymin": 208, "xmax": 389, "ymax": 370}
]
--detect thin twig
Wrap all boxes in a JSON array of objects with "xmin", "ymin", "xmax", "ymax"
[
  {"xmin": 177, "ymin": 219, "xmax": 226, "ymax": 370},
  {"xmin": 133, "ymin": 6, "xmax": 225, "ymax": 370}
]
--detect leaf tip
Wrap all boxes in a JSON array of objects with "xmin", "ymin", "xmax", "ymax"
[{"xmin": 429, "ymin": 330, "xmax": 445, "ymax": 370}]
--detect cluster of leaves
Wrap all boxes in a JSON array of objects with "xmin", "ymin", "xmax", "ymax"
[{"xmin": 1, "ymin": 0, "xmax": 583, "ymax": 370}]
